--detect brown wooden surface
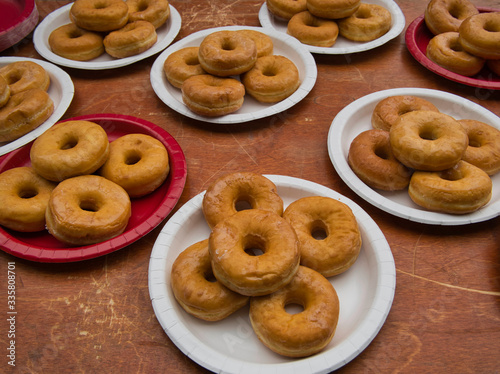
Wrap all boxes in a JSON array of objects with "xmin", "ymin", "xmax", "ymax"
[{"xmin": 1, "ymin": 0, "xmax": 500, "ymax": 373}]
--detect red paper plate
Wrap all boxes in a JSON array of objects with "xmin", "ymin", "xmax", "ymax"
[
  {"xmin": 405, "ymin": 8, "xmax": 500, "ymax": 90},
  {"xmin": 0, "ymin": 114, "xmax": 187, "ymax": 263},
  {"xmin": 0, "ymin": 0, "xmax": 39, "ymax": 52}
]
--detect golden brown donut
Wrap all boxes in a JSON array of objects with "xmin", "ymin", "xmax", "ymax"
[
  {"xmin": 171, "ymin": 239, "xmax": 249, "ymax": 321},
  {"xmin": 104, "ymin": 20, "xmax": 157, "ymax": 59},
  {"xmin": 266, "ymin": 0, "xmax": 307, "ymax": 20},
  {"xmin": 408, "ymin": 160, "xmax": 492, "ymax": 214},
  {"xmin": 338, "ymin": 3, "xmax": 392, "ymax": 42},
  {"xmin": 163, "ymin": 47, "xmax": 205, "ymax": 88},
  {"xmin": 458, "ymin": 12, "xmax": 500, "ymax": 60},
  {"xmin": 49, "ymin": 23, "xmax": 105, "ymax": 61},
  {"xmin": 487, "ymin": 59, "xmax": 500, "ymax": 75},
  {"xmin": 236, "ymin": 29, "xmax": 274, "ymax": 57},
  {"xmin": 30, "ymin": 120, "xmax": 109, "ymax": 182},
  {"xmin": 424, "ymin": 0, "xmax": 478, "ymax": 35},
  {"xmin": 208, "ymin": 209, "xmax": 300, "ymax": 296},
  {"xmin": 126, "ymin": 0, "xmax": 170, "ymax": 29},
  {"xmin": 307, "ymin": 0, "xmax": 360, "ymax": 19},
  {"xmin": 283, "ymin": 196, "xmax": 362, "ymax": 277},
  {"xmin": 0, "ymin": 167, "xmax": 57, "ymax": 232},
  {"xmin": 202, "ymin": 172, "xmax": 283, "ymax": 229},
  {"xmin": 70, "ymin": 0, "xmax": 129, "ymax": 32},
  {"xmin": 0, "ymin": 89, "xmax": 54, "ymax": 143},
  {"xmin": 0, "ymin": 76, "xmax": 10, "ymax": 108},
  {"xmin": 287, "ymin": 11, "xmax": 339, "ymax": 47},
  {"xmin": 249, "ymin": 266, "xmax": 339, "ymax": 357},
  {"xmin": 348, "ymin": 129, "xmax": 412, "ymax": 191},
  {"xmin": 0, "ymin": 61, "xmax": 50, "ymax": 95},
  {"xmin": 389, "ymin": 110, "xmax": 468, "ymax": 171},
  {"xmin": 99, "ymin": 133, "xmax": 170, "ymax": 198},
  {"xmin": 46, "ymin": 175, "xmax": 131, "ymax": 246},
  {"xmin": 241, "ymin": 55, "xmax": 300, "ymax": 103}
]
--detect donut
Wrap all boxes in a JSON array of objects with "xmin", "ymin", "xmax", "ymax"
[
  {"xmin": 241, "ymin": 55, "xmax": 300, "ymax": 103},
  {"xmin": 126, "ymin": 0, "xmax": 170, "ymax": 29},
  {"xmin": 46, "ymin": 175, "xmax": 131, "ymax": 246},
  {"xmin": 0, "ymin": 89, "xmax": 54, "ymax": 143},
  {"xmin": 0, "ymin": 167, "xmax": 57, "ymax": 232},
  {"xmin": 408, "ymin": 160, "xmax": 492, "ymax": 214},
  {"xmin": 283, "ymin": 196, "xmax": 362, "ymax": 277},
  {"xmin": 426, "ymin": 32, "xmax": 485, "ymax": 76},
  {"xmin": 424, "ymin": 0, "xmax": 478, "ymax": 35},
  {"xmin": 338, "ymin": 3, "xmax": 392, "ymax": 42},
  {"xmin": 236, "ymin": 29, "xmax": 274, "ymax": 57},
  {"xmin": 458, "ymin": 12, "xmax": 500, "ymax": 60},
  {"xmin": 181, "ymin": 74, "xmax": 245, "ymax": 117},
  {"xmin": 171, "ymin": 239, "xmax": 249, "ymax": 321},
  {"xmin": 286, "ymin": 11, "xmax": 339, "ymax": 47},
  {"xmin": 371, "ymin": 95, "xmax": 440, "ymax": 132},
  {"xmin": 202, "ymin": 172, "xmax": 283, "ymax": 229},
  {"xmin": 163, "ymin": 47, "xmax": 205, "ymax": 88},
  {"xmin": 208, "ymin": 209, "xmax": 300, "ymax": 296},
  {"xmin": 198, "ymin": 30, "xmax": 257, "ymax": 77},
  {"xmin": 348, "ymin": 129, "xmax": 413, "ymax": 191},
  {"xmin": 0, "ymin": 76, "xmax": 10, "ymax": 108},
  {"xmin": 70, "ymin": 0, "xmax": 129, "ymax": 32},
  {"xmin": 49, "ymin": 23, "xmax": 105, "ymax": 61},
  {"xmin": 0, "ymin": 61, "xmax": 50, "ymax": 95},
  {"xmin": 266, "ymin": 0, "xmax": 307, "ymax": 20},
  {"xmin": 104, "ymin": 21, "xmax": 157, "ymax": 59},
  {"xmin": 389, "ymin": 110, "xmax": 468, "ymax": 171},
  {"xmin": 99, "ymin": 133, "xmax": 170, "ymax": 198},
  {"xmin": 458, "ymin": 119, "xmax": 500, "ymax": 176},
  {"xmin": 487, "ymin": 59, "xmax": 500, "ymax": 75},
  {"xmin": 306, "ymin": 0, "xmax": 360, "ymax": 19},
  {"xmin": 249, "ymin": 266, "xmax": 339, "ymax": 358},
  {"xmin": 30, "ymin": 120, "xmax": 109, "ymax": 182}
]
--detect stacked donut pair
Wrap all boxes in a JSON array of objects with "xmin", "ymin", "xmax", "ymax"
[
  {"xmin": 49, "ymin": 0, "xmax": 170, "ymax": 60},
  {"xmin": 424, "ymin": 0, "xmax": 500, "ymax": 77},
  {"xmin": 0, "ymin": 120, "xmax": 170, "ymax": 246},
  {"xmin": 348, "ymin": 95, "xmax": 500, "ymax": 214},
  {"xmin": 163, "ymin": 29, "xmax": 301, "ymax": 117},
  {"xmin": 171, "ymin": 172, "xmax": 362, "ymax": 357}
]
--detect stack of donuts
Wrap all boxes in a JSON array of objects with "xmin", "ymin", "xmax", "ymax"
[
  {"xmin": 170, "ymin": 172, "xmax": 362, "ymax": 357},
  {"xmin": 49, "ymin": 0, "xmax": 171, "ymax": 60},
  {"xmin": 424, "ymin": 0, "xmax": 500, "ymax": 77},
  {"xmin": 0, "ymin": 120, "xmax": 170, "ymax": 246},
  {"xmin": 348, "ymin": 95, "xmax": 500, "ymax": 214}
]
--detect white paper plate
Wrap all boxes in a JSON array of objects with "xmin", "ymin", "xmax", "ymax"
[
  {"xmin": 32, "ymin": 3, "xmax": 181, "ymax": 70},
  {"xmin": 0, "ymin": 56, "xmax": 74, "ymax": 156},
  {"xmin": 258, "ymin": 0, "xmax": 405, "ymax": 55},
  {"xmin": 150, "ymin": 26, "xmax": 317, "ymax": 124},
  {"xmin": 327, "ymin": 88, "xmax": 500, "ymax": 225},
  {"xmin": 149, "ymin": 175, "xmax": 395, "ymax": 374}
]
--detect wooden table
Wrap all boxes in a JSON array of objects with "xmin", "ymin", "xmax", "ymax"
[{"xmin": 1, "ymin": 0, "xmax": 499, "ymax": 372}]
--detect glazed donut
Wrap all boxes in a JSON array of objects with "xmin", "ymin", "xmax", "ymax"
[
  {"xmin": 249, "ymin": 266, "xmax": 339, "ymax": 358},
  {"xmin": 181, "ymin": 74, "xmax": 245, "ymax": 117},
  {"xmin": 70, "ymin": 0, "xmax": 129, "ymax": 32},
  {"xmin": 99, "ymin": 133, "xmax": 170, "ymax": 198},
  {"xmin": 283, "ymin": 196, "xmax": 362, "ymax": 277},
  {"xmin": 0, "ymin": 76, "xmax": 10, "ymax": 108},
  {"xmin": 371, "ymin": 95, "xmax": 440, "ymax": 132},
  {"xmin": 171, "ymin": 239, "xmax": 249, "ymax": 321},
  {"xmin": 408, "ymin": 160, "xmax": 492, "ymax": 214},
  {"xmin": 0, "ymin": 61, "xmax": 50, "ymax": 95},
  {"xmin": 198, "ymin": 30, "xmax": 257, "ymax": 77},
  {"xmin": 389, "ymin": 110, "xmax": 468, "ymax": 171},
  {"xmin": 104, "ymin": 21, "xmax": 157, "ymax": 59},
  {"xmin": 458, "ymin": 12, "xmax": 500, "ymax": 60},
  {"xmin": 424, "ymin": 0, "xmax": 478, "ymax": 35},
  {"xmin": 126, "ymin": 0, "xmax": 170, "ymax": 29},
  {"xmin": 487, "ymin": 59, "xmax": 500, "ymax": 75},
  {"xmin": 49, "ymin": 23, "xmax": 104, "ymax": 61},
  {"xmin": 348, "ymin": 129, "xmax": 413, "ymax": 191},
  {"xmin": 236, "ymin": 29, "xmax": 274, "ymax": 57},
  {"xmin": 286, "ymin": 11, "xmax": 339, "ymax": 47},
  {"xmin": 241, "ymin": 55, "xmax": 300, "ymax": 103},
  {"xmin": 46, "ymin": 175, "xmax": 131, "ymax": 246},
  {"xmin": 208, "ymin": 209, "xmax": 300, "ymax": 296},
  {"xmin": 458, "ymin": 119, "xmax": 500, "ymax": 176},
  {"xmin": 0, "ymin": 167, "xmax": 56, "ymax": 232},
  {"xmin": 202, "ymin": 172, "xmax": 283, "ymax": 229},
  {"xmin": 0, "ymin": 89, "xmax": 54, "ymax": 143},
  {"xmin": 163, "ymin": 47, "xmax": 205, "ymax": 88},
  {"xmin": 30, "ymin": 120, "xmax": 109, "ymax": 182},
  {"xmin": 338, "ymin": 3, "xmax": 392, "ymax": 42},
  {"xmin": 306, "ymin": 0, "xmax": 360, "ymax": 19},
  {"xmin": 266, "ymin": 0, "xmax": 307, "ymax": 20}
]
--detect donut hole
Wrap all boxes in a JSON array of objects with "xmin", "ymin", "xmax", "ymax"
[
  {"xmin": 221, "ymin": 38, "xmax": 237, "ymax": 51},
  {"xmin": 124, "ymin": 150, "xmax": 142, "ymax": 165},
  {"xmin": 448, "ymin": 5, "xmax": 465, "ymax": 20},
  {"xmin": 374, "ymin": 144, "xmax": 391, "ymax": 160},
  {"xmin": 468, "ymin": 135, "xmax": 482, "ymax": 148},
  {"xmin": 203, "ymin": 269, "xmax": 217, "ymax": 283},
  {"xmin": 262, "ymin": 66, "xmax": 278, "ymax": 77},
  {"xmin": 68, "ymin": 29, "xmax": 84, "ymax": 39},
  {"xmin": 418, "ymin": 126, "xmax": 438, "ymax": 141},
  {"xmin": 93, "ymin": 1, "xmax": 110, "ymax": 10},
  {"xmin": 284, "ymin": 300, "xmax": 305, "ymax": 315},
  {"xmin": 135, "ymin": 0, "xmax": 149, "ymax": 12},
  {"xmin": 79, "ymin": 196, "xmax": 101, "ymax": 212},
  {"xmin": 17, "ymin": 186, "xmax": 38, "ymax": 199},
  {"xmin": 310, "ymin": 220, "xmax": 328, "ymax": 240},
  {"xmin": 355, "ymin": 8, "xmax": 372, "ymax": 19},
  {"xmin": 484, "ymin": 21, "xmax": 500, "ymax": 33},
  {"xmin": 243, "ymin": 234, "xmax": 266, "ymax": 256},
  {"xmin": 185, "ymin": 56, "xmax": 200, "ymax": 66},
  {"xmin": 60, "ymin": 136, "xmax": 79, "ymax": 150},
  {"xmin": 234, "ymin": 195, "xmax": 255, "ymax": 211},
  {"xmin": 439, "ymin": 167, "xmax": 464, "ymax": 181}
]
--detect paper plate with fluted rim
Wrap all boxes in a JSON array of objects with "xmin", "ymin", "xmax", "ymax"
[{"xmin": 0, "ymin": 0, "xmax": 38, "ymax": 52}]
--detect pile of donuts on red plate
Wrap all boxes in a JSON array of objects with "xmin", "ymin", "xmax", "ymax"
[
  {"xmin": 170, "ymin": 171, "xmax": 362, "ymax": 358},
  {"xmin": 424, "ymin": 0, "xmax": 500, "ymax": 77},
  {"xmin": 266, "ymin": 0, "xmax": 392, "ymax": 47},
  {"xmin": 348, "ymin": 95, "xmax": 500, "ymax": 214},
  {"xmin": 48, "ymin": 0, "xmax": 170, "ymax": 61},
  {"xmin": 163, "ymin": 29, "xmax": 301, "ymax": 117},
  {"xmin": 0, "ymin": 120, "xmax": 170, "ymax": 246}
]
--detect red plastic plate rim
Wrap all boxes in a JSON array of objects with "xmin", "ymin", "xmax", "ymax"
[{"xmin": 0, "ymin": 0, "xmax": 38, "ymax": 51}]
